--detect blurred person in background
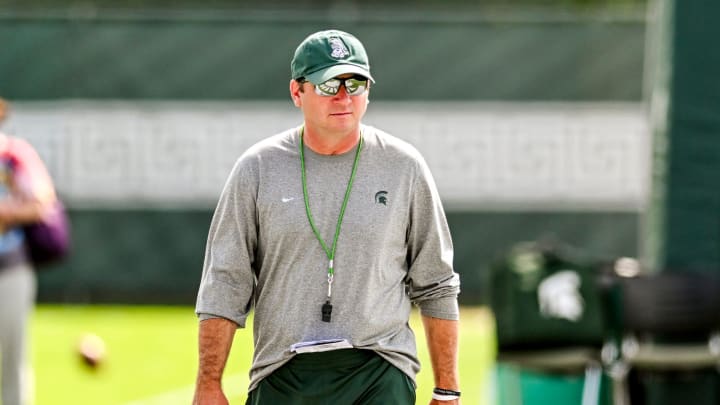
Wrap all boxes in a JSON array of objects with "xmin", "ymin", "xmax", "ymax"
[
  {"xmin": 0, "ymin": 98, "xmax": 57, "ymax": 405},
  {"xmin": 193, "ymin": 30, "xmax": 461, "ymax": 405}
]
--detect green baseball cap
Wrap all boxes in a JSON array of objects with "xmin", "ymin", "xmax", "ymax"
[{"xmin": 291, "ymin": 29, "xmax": 375, "ymax": 85}]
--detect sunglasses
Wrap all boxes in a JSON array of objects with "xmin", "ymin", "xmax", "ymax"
[{"xmin": 299, "ymin": 75, "xmax": 369, "ymax": 96}]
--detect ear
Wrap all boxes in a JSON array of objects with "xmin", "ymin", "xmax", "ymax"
[{"xmin": 289, "ymin": 80, "xmax": 302, "ymax": 107}]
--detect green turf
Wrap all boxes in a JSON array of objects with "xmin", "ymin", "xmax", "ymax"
[{"xmin": 30, "ymin": 305, "xmax": 495, "ymax": 404}]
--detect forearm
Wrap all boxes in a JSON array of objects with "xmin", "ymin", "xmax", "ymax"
[
  {"xmin": 422, "ymin": 315, "xmax": 460, "ymax": 401},
  {"xmin": 194, "ymin": 317, "xmax": 237, "ymax": 394},
  {"xmin": 0, "ymin": 198, "xmax": 45, "ymax": 227}
]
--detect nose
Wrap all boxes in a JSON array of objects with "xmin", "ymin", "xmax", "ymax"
[{"xmin": 334, "ymin": 85, "xmax": 351, "ymax": 98}]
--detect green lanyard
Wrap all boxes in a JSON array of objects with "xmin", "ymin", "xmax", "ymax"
[{"xmin": 299, "ymin": 128, "xmax": 363, "ymax": 322}]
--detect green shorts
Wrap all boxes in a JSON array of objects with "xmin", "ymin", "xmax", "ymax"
[{"xmin": 246, "ymin": 349, "xmax": 416, "ymax": 405}]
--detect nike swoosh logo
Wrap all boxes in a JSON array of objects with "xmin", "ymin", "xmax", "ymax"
[{"xmin": 281, "ymin": 197, "xmax": 296, "ymax": 203}]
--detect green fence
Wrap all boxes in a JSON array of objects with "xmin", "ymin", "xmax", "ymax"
[
  {"xmin": 36, "ymin": 209, "xmax": 638, "ymax": 305},
  {"xmin": 1, "ymin": 11, "xmax": 645, "ymax": 101}
]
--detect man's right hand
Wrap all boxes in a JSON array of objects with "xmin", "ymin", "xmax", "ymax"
[{"xmin": 192, "ymin": 386, "xmax": 229, "ymax": 405}]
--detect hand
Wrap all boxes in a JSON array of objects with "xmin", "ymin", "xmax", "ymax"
[{"xmin": 192, "ymin": 386, "xmax": 229, "ymax": 405}]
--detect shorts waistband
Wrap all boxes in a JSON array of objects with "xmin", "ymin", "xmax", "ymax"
[{"xmin": 291, "ymin": 349, "xmax": 377, "ymax": 369}]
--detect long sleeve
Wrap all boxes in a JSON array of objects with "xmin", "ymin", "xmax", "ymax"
[
  {"xmin": 195, "ymin": 153, "xmax": 259, "ymax": 328},
  {"xmin": 405, "ymin": 154, "xmax": 460, "ymax": 320}
]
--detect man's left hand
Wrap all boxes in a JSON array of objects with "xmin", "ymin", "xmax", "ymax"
[{"xmin": 430, "ymin": 400, "xmax": 460, "ymax": 405}]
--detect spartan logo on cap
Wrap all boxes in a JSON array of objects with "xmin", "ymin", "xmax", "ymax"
[
  {"xmin": 329, "ymin": 37, "xmax": 351, "ymax": 59},
  {"xmin": 375, "ymin": 191, "xmax": 388, "ymax": 205}
]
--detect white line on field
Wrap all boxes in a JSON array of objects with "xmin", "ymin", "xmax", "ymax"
[{"xmin": 123, "ymin": 373, "xmax": 247, "ymax": 405}]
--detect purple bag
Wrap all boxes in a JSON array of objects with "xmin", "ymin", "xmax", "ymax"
[{"xmin": 24, "ymin": 200, "xmax": 71, "ymax": 267}]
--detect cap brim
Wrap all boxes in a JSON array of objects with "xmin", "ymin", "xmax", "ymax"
[{"xmin": 305, "ymin": 64, "xmax": 375, "ymax": 85}]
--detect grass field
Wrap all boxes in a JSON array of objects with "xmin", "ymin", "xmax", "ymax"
[{"xmin": 30, "ymin": 305, "xmax": 496, "ymax": 405}]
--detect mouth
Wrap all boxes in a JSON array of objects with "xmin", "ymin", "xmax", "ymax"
[{"xmin": 330, "ymin": 112, "xmax": 352, "ymax": 116}]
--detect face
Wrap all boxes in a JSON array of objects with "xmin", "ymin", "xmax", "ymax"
[{"xmin": 289, "ymin": 74, "xmax": 370, "ymax": 137}]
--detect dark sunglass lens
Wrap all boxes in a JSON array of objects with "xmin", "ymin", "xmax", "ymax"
[
  {"xmin": 316, "ymin": 79, "xmax": 341, "ymax": 95},
  {"xmin": 344, "ymin": 78, "xmax": 367, "ymax": 95}
]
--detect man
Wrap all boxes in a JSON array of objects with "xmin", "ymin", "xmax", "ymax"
[
  {"xmin": 0, "ymin": 98, "xmax": 58, "ymax": 405},
  {"xmin": 194, "ymin": 29, "xmax": 461, "ymax": 405}
]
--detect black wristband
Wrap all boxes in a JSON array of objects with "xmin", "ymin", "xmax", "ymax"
[{"xmin": 433, "ymin": 388, "xmax": 461, "ymax": 397}]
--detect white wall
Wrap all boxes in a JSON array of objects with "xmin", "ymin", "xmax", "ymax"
[{"xmin": 3, "ymin": 100, "xmax": 649, "ymax": 211}]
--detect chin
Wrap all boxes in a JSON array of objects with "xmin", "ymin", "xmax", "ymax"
[{"xmin": 326, "ymin": 120, "xmax": 357, "ymax": 132}]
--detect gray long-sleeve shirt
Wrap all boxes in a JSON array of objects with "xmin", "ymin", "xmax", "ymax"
[{"xmin": 196, "ymin": 124, "xmax": 460, "ymax": 392}]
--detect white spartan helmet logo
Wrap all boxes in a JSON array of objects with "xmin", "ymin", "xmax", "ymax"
[
  {"xmin": 329, "ymin": 37, "xmax": 350, "ymax": 59},
  {"xmin": 537, "ymin": 270, "xmax": 585, "ymax": 322}
]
